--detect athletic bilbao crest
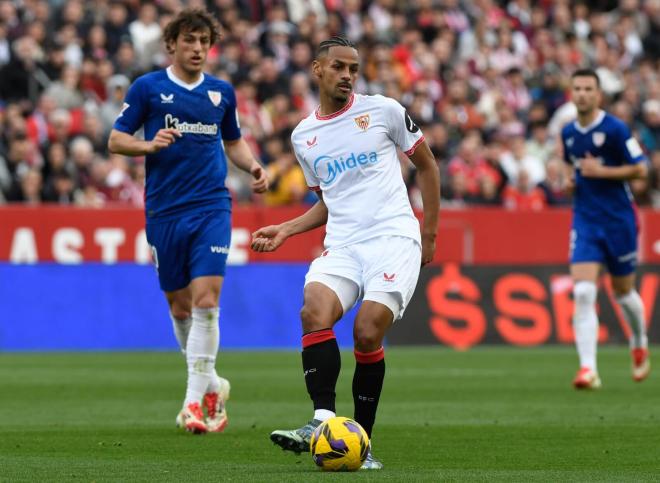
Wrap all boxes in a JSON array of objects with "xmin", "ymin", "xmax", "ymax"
[
  {"xmin": 208, "ymin": 90, "xmax": 222, "ymax": 106},
  {"xmin": 592, "ymin": 132, "xmax": 606, "ymax": 147},
  {"xmin": 354, "ymin": 114, "xmax": 370, "ymax": 131}
]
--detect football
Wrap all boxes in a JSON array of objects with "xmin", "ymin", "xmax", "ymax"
[{"xmin": 310, "ymin": 416, "xmax": 369, "ymax": 471}]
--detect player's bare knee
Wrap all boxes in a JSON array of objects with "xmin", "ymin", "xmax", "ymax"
[
  {"xmin": 300, "ymin": 304, "xmax": 331, "ymax": 332},
  {"xmin": 168, "ymin": 298, "xmax": 192, "ymax": 320},
  {"xmin": 192, "ymin": 294, "xmax": 219, "ymax": 310},
  {"xmin": 354, "ymin": 324, "xmax": 384, "ymax": 353},
  {"xmin": 170, "ymin": 307, "xmax": 191, "ymax": 320},
  {"xmin": 611, "ymin": 278, "xmax": 634, "ymax": 297}
]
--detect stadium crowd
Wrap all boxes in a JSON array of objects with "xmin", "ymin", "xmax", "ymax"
[{"xmin": 0, "ymin": 0, "xmax": 658, "ymax": 210}]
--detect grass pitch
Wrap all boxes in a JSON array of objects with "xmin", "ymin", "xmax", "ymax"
[{"xmin": 1, "ymin": 347, "xmax": 659, "ymax": 482}]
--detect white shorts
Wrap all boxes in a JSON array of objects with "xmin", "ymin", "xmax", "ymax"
[{"xmin": 304, "ymin": 235, "xmax": 422, "ymax": 320}]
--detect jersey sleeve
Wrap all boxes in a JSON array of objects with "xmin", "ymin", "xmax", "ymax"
[
  {"xmin": 220, "ymin": 85, "xmax": 241, "ymax": 142},
  {"xmin": 291, "ymin": 132, "xmax": 320, "ymax": 191},
  {"xmin": 617, "ymin": 123, "xmax": 646, "ymax": 165},
  {"xmin": 381, "ymin": 96, "xmax": 425, "ymax": 155},
  {"xmin": 113, "ymin": 77, "xmax": 148, "ymax": 135}
]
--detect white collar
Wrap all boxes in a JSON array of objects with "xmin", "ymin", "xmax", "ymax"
[
  {"xmin": 573, "ymin": 109, "xmax": 605, "ymax": 134},
  {"xmin": 166, "ymin": 65, "xmax": 205, "ymax": 91}
]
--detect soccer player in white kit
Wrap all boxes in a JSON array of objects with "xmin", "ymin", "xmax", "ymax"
[{"xmin": 251, "ymin": 37, "xmax": 440, "ymax": 469}]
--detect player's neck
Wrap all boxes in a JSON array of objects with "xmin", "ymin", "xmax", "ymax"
[
  {"xmin": 318, "ymin": 93, "xmax": 351, "ymax": 117},
  {"xmin": 171, "ymin": 64, "xmax": 203, "ymax": 85},
  {"xmin": 576, "ymin": 109, "xmax": 600, "ymax": 128}
]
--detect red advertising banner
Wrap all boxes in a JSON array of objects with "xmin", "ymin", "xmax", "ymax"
[
  {"xmin": 392, "ymin": 264, "xmax": 660, "ymax": 347},
  {"xmin": 1, "ymin": 206, "xmax": 660, "ymax": 264}
]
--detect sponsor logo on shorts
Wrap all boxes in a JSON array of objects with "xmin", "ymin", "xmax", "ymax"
[
  {"xmin": 210, "ymin": 245, "xmax": 230, "ymax": 254},
  {"xmin": 618, "ymin": 251, "xmax": 637, "ymax": 263},
  {"xmin": 383, "ymin": 272, "xmax": 396, "ymax": 282}
]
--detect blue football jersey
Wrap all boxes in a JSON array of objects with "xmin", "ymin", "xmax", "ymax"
[
  {"xmin": 561, "ymin": 111, "xmax": 646, "ymax": 225},
  {"xmin": 113, "ymin": 67, "xmax": 241, "ymax": 220}
]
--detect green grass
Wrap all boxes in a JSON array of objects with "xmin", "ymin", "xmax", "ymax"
[{"xmin": 1, "ymin": 347, "xmax": 659, "ymax": 482}]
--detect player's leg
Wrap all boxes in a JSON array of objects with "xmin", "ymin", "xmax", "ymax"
[
  {"xmin": 186, "ymin": 275, "xmax": 229, "ymax": 432},
  {"xmin": 352, "ymin": 299, "xmax": 393, "ymax": 470},
  {"xmin": 606, "ymin": 220, "xmax": 650, "ymax": 382},
  {"xmin": 187, "ymin": 210, "xmax": 233, "ymax": 432},
  {"xmin": 353, "ymin": 235, "xmax": 421, "ymax": 470},
  {"xmin": 352, "ymin": 301, "xmax": 391, "ymax": 440},
  {"xmin": 611, "ymin": 273, "xmax": 650, "ymax": 381},
  {"xmin": 166, "ymin": 287, "xmax": 192, "ymax": 355},
  {"xmin": 570, "ymin": 262, "xmax": 602, "ymax": 389},
  {"xmin": 270, "ymin": 280, "xmax": 353, "ymax": 453},
  {"xmin": 146, "ymin": 219, "xmax": 208, "ymax": 432},
  {"xmin": 569, "ymin": 224, "xmax": 605, "ymax": 389},
  {"xmin": 271, "ymin": 247, "xmax": 361, "ymax": 454}
]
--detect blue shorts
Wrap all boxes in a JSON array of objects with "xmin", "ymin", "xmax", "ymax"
[
  {"xmin": 569, "ymin": 219, "xmax": 638, "ymax": 276},
  {"xmin": 145, "ymin": 210, "xmax": 231, "ymax": 292}
]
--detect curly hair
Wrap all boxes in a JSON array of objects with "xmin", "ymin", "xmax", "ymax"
[{"xmin": 163, "ymin": 8, "xmax": 221, "ymax": 52}]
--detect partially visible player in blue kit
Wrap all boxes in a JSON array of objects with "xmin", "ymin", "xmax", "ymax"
[
  {"xmin": 108, "ymin": 8, "xmax": 268, "ymax": 432},
  {"xmin": 561, "ymin": 69, "xmax": 649, "ymax": 389}
]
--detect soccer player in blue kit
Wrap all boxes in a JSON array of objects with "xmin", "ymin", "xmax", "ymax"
[
  {"xmin": 108, "ymin": 8, "xmax": 268, "ymax": 433},
  {"xmin": 561, "ymin": 69, "xmax": 650, "ymax": 389}
]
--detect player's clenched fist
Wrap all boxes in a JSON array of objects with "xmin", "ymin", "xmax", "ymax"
[{"xmin": 148, "ymin": 128, "xmax": 182, "ymax": 153}]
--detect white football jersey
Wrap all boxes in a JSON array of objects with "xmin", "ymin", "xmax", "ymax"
[{"xmin": 291, "ymin": 93, "xmax": 425, "ymax": 249}]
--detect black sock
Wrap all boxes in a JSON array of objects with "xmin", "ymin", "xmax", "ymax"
[
  {"xmin": 301, "ymin": 329, "xmax": 340, "ymax": 412},
  {"xmin": 353, "ymin": 347, "xmax": 385, "ymax": 438}
]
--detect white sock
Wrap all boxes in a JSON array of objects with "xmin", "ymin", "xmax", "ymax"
[
  {"xmin": 573, "ymin": 281, "xmax": 599, "ymax": 372},
  {"xmin": 184, "ymin": 307, "xmax": 220, "ymax": 407},
  {"xmin": 314, "ymin": 409, "xmax": 335, "ymax": 422},
  {"xmin": 169, "ymin": 312, "xmax": 191, "ymax": 356},
  {"xmin": 616, "ymin": 290, "xmax": 648, "ymax": 350}
]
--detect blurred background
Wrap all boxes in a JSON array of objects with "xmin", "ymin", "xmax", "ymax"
[{"xmin": 0, "ymin": 0, "xmax": 658, "ymax": 350}]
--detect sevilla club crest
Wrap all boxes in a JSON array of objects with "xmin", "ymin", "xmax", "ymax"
[
  {"xmin": 354, "ymin": 114, "xmax": 370, "ymax": 131},
  {"xmin": 208, "ymin": 90, "xmax": 222, "ymax": 106}
]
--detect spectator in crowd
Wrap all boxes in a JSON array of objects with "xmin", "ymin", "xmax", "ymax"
[
  {"xmin": 538, "ymin": 158, "xmax": 571, "ymax": 207},
  {"xmin": 0, "ymin": 0, "xmax": 658, "ymax": 209},
  {"xmin": 499, "ymin": 135, "xmax": 545, "ymax": 187},
  {"xmin": 42, "ymin": 170, "xmax": 75, "ymax": 204},
  {"xmin": 502, "ymin": 168, "xmax": 547, "ymax": 211},
  {"xmin": 99, "ymin": 74, "xmax": 130, "ymax": 137},
  {"xmin": 264, "ymin": 151, "xmax": 307, "ymax": 206}
]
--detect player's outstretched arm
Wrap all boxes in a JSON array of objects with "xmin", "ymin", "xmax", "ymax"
[
  {"xmin": 408, "ymin": 140, "xmax": 440, "ymax": 266},
  {"xmin": 108, "ymin": 128, "xmax": 181, "ymax": 156},
  {"xmin": 251, "ymin": 195, "xmax": 328, "ymax": 253},
  {"xmin": 224, "ymin": 137, "xmax": 269, "ymax": 193}
]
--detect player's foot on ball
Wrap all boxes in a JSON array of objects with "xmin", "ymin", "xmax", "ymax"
[
  {"xmin": 361, "ymin": 444, "xmax": 383, "ymax": 470},
  {"xmin": 631, "ymin": 348, "xmax": 651, "ymax": 382},
  {"xmin": 176, "ymin": 402, "xmax": 207, "ymax": 434},
  {"xmin": 573, "ymin": 367, "xmax": 602, "ymax": 390},
  {"xmin": 204, "ymin": 377, "xmax": 230, "ymax": 433},
  {"xmin": 270, "ymin": 419, "xmax": 321, "ymax": 454}
]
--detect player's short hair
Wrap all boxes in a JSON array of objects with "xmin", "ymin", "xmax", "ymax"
[
  {"xmin": 163, "ymin": 8, "xmax": 221, "ymax": 51},
  {"xmin": 316, "ymin": 37, "xmax": 356, "ymax": 58},
  {"xmin": 571, "ymin": 68, "xmax": 600, "ymax": 87}
]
